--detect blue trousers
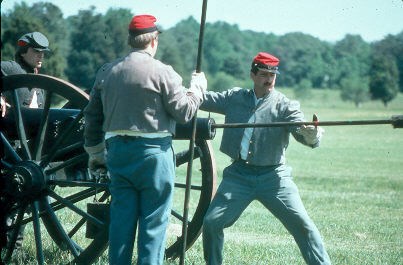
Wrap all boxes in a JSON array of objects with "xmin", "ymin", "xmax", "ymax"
[
  {"xmin": 203, "ymin": 161, "xmax": 331, "ymax": 265},
  {"xmin": 106, "ymin": 136, "xmax": 175, "ymax": 265}
]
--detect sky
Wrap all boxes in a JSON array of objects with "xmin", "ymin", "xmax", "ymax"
[{"xmin": 1, "ymin": 0, "xmax": 403, "ymax": 42}]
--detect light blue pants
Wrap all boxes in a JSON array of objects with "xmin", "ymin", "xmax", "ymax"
[
  {"xmin": 106, "ymin": 136, "xmax": 175, "ymax": 265},
  {"xmin": 203, "ymin": 161, "xmax": 331, "ymax": 265}
]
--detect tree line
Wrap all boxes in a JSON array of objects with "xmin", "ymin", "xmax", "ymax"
[{"xmin": 1, "ymin": 2, "xmax": 402, "ymax": 106}]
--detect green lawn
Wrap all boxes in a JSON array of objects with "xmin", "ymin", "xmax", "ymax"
[{"xmin": 8, "ymin": 89, "xmax": 403, "ymax": 264}]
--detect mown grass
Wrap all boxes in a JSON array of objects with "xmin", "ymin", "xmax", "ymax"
[{"xmin": 7, "ymin": 89, "xmax": 403, "ymax": 264}]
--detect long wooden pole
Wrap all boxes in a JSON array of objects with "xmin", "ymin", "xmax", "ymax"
[
  {"xmin": 211, "ymin": 115, "xmax": 403, "ymax": 129},
  {"xmin": 180, "ymin": 0, "xmax": 208, "ymax": 264}
]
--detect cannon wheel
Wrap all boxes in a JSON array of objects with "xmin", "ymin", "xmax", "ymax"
[{"xmin": 1, "ymin": 74, "xmax": 217, "ymax": 264}]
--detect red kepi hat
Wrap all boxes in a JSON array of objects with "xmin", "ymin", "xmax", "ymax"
[
  {"xmin": 128, "ymin": 14, "xmax": 160, "ymax": 36},
  {"xmin": 251, "ymin": 52, "xmax": 280, "ymax": 74}
]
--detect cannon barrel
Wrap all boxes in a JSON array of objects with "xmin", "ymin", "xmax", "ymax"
[
  {"xmin": 174, "ymin": 117, "xmax": 216, "ymax": 140},
  {"xmin": 2, "ymin": 108, "xmax": 82, "ymax": 141},
  {"xmin": 2, "ymin": 108, "xmax": 216, "ymax": 148}
]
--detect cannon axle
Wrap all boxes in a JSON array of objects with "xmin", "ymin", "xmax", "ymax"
[{"xmin": 6, "ymin": 161, "xmax": 47, "ymax": 200}]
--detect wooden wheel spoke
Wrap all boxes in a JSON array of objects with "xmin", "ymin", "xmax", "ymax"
[
  {"xmin": 38, "ymin": 198, "xmax": 82, "ymax": 257},
  {"xmin": 46, "ymin": 187, "xmax": 101, "ymax": 212},
  {"xmin": 175, "ymin": 146, "xmax": 202, "ymax": 167},
  {"xmin": 174, "ymin": 182, "xmax": 203, "ymax": 191},
  {"xmin": 3, "ymin": 203, "xmax": 28, "ymax": 262},
  {"xmin": 41, "ymin": 141, "xmax": 84, "ymax": 161},
  {"xmin": 47, "ymin": 189, "xmax": 104, "ymax": 227},
  {"xmin": 69, "ymin": 218, "xmax": 86, "ymax": 238},
  {"xmin": 45, "ymin": 152, "xmax": 87, "ymax": 175},
  {"xmin": 171, "ymin": 209, "xmax": 187, "ymax": 223},
  {"xmin": 11, "ymin": 91, "xmax": 31, "ymax": 160},
  {"xmin": 32, "ymin": 201, "xmax": 45, "ymax": 265},
  {"xmin": 68, "ymin": 192, "xmax": 110, "ymax": 238},
  {"xmin": 33, "ymin": 91, "xmax": 53, "ymax": 160},
  {"xmin": 1, "ymin": 132, "xmax": 22, "ymax": 165},
  {"xmin": 39, "ymin": 110, "xmax": 84, "ymax": 168}
]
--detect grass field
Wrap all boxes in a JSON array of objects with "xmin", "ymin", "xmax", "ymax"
[{"xmin": 7, "ymin": 89, "xmax": 403, "ymax": 264}]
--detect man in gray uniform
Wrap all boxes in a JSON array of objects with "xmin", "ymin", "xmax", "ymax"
[
  {"xmin": 83, "ymin": 14, "xmax": 207, "ymax": 265},
  {"xmin": 1, "ymin": 31, "xmax": 50, "ymax": 250},
  {"xmin": 201, "ymin": 52, "xmax": 331, "ymax": 265}
]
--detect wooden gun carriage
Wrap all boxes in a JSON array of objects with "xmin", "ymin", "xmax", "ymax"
[{"xmin": 1, "ymin": 74, "xmax": 217, "ymax": 264}]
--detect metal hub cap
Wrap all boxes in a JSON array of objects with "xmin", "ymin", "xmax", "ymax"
[{"xmin": 7, "ymin": 161, "xmax": 46, "ymax": 199}]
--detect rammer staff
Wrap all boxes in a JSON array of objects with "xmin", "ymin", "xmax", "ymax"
[
  {"xmin": 181, "ymin": 0, "xmax": 208, "ymax": 264},
  {"xmin": 211, "ymin": 115, "xmax": 403, "ymax": 129}
]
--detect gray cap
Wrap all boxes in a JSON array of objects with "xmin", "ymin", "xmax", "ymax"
[{"xmin": 18, "ymin": 32, "xmax": 50, "ymax": 52}]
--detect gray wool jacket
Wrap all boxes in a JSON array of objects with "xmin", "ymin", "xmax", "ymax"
[
  {"xmin": 200, "ymin": 87, "xmax": 317, "ymax": 166},
  {"xmin": 1, "ymin": 60, "xmax": 44, "ymax": 107},
  {"xmin": 84, "ymin": 50, "xmax": 203, "ymax": 147}
]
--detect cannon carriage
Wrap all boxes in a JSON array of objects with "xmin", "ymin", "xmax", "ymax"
[{"xmin": 1, "ymin": 73, "xmax": 218, "ymax": 264}]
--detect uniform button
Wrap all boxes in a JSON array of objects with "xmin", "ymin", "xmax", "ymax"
[
  {"xmin": 245, "ymin": 161, "xmax": 249, "ymax": 164},
  {"xmin": 248, "ymin": 151, "xmax": 251, "ymax": 154}
]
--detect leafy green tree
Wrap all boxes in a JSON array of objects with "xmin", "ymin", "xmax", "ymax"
[
  {"xmin": 221, "ymin": 55, "xmax": 243, "ymax": 77},
  {"xmin": 157, "ymin": 17, "xmax": 200, "ymax": 85},
  {"xmin": 66, "ymin": 7, "xmax": 116, "ymax": 90},
  {"xmin": 30, "ymin": 2, "xmax": 67, "ymax": 77},
  {"xmin": 320, "ymin": 47, "xmax": 338, "ymax": 89},
  {"xmin": 274, "ymin": 33, "xmax": 330, "ymax": 88},
  {"xmin": 204, "ymin": 22, "xmax": 265, "ymax": 78},
  {"xmin": 333, "ymin": 34, "xmax": 371, "ymax": 91},
  {"xmin": 372, "ymin": 32, "xmax": 403, "ymax": 92},
  {"xmin": 210, "ymin": 72, "xmax": 236, "ymax": 92},
  {"xmin": 103, "ymin": 8, "xmax": 133, "ymax": 58},
  {"xmin": 294, "ymin": 78, "xmax": 313, "ymax": 100},
  {"xmin": 340, "ymin": 76, "xmax": 370, "ymax": 107},
  {"xmin": 1, "ymin": 42, "xmax": 16, "ymax": 62},
  {"xmin": 157, "ymin": 31, "xmax": 187, "ymax": 79},
  {"xmin": 204, "ymin": 26, "xmax": 234, "ymax": 75},
  {"xmin": 1, "ymin": 2, "xmax": 47, "ymax": 61},
  {"xmin": 369, "ymin": 54, "xmax": 399, "ymax": 107},
  {"xmin": 393, "ymin": 32, "xmax": 403, "ymax": 92},
  {"xmin": 2, "ymin": 1, "xmax": 401, "ymax": 96},
  {"xmin": 1, "ymin": 2, "xmax": 67, "ymax": 77}
]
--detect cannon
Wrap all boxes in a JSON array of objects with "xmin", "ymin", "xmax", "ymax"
[{"xmin": 1, "ymin": 74, "xmax": 217, "ymax": 264}]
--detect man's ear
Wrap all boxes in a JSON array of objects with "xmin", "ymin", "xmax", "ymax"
[{"xmin": 250, "ymin": 72, "xmax": 255, "ymax": 79}]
